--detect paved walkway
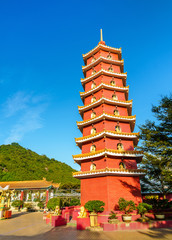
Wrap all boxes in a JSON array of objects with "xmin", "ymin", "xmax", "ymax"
[{"xmin": 0, "ymin": 212, "xmax": 172, "ymax": 240}]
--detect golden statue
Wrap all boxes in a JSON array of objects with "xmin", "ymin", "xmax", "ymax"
[
  {"xmin": 54, "ymin": 205, "xmax": 61, "ymax": 216},
  {"xmin": 78, "ymin": 206, "xmax": 87, "ymax": 218}
]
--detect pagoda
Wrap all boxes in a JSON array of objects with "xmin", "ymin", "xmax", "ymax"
[{"xmin": 73, "ymin": 30, "xmax": 145, "ymax": 211}]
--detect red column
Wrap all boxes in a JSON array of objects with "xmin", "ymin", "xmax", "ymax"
[
  {"xmin": 20, "ymin": 190, "xmax": 24, "ymax": 201},
  {"xmin": 46, "ymin": 190, "xmax": 49, "ymax": 205}
]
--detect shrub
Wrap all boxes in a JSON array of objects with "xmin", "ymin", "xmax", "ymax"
[
  {"xmin": 144, "ymin": 198, "xmax": 171, "ymax": 212},
  {"xmin": 37, "ymin": 201, "xmax": 44, "ymax": 209},
  {"xmin": 24, "ymin": 203, "xmax": 33, "ymax": 211},
  {"xmin": 69, "ymin": 198, "xmax": 80, "ymax": 206},
  {"xmin": 47, "ymin": 198, "xmax": 62, "ymax": 211},
  {"xmin": 84, "ymin": 200, "xmax": 105, "ymax": 213},
  {"xmin": 11, "ymin": 200, "xmax": 23, "ymax": 208},
  {"xmin": 118, "ymin": 198, "xmax": 136, "ymax": 215},
  {"xmin": 137, "ymin": 203, "xmax": 152, "ymax": 217}
]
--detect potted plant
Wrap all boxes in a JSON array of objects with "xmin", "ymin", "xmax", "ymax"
[
  {"xmin": 84, "ymin": 200, "xmax": 105, "ymax": 227},
  {"xmin": 137, "ymin": 203, "xmax": 152, "ymax": 222},
  {"xmin": 108, "ymin": 211, "xmax": 119, "ymax": 224},
  {"xmin": 118, "ymin": 198, "xmax": 136, "ymax": 222},
  {"xmin": 154, "ymin": 199, "xmax": 170, "ymax": 220}
]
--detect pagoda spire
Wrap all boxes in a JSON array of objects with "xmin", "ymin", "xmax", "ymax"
[
  {"xmin": 99, "ymin": 29, "xmax": 105, "ymax": 45},
  {"xmin": 100, "ymin": 29, "xmax": 103, "ymax": 41}
]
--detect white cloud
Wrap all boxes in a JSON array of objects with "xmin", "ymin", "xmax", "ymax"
[{"xmin": 3, "ymin": 91, "xmax": 48, "ymax": 143}]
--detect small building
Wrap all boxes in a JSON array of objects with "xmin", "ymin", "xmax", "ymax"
[{"xmin": 0, "ymin": 178, "xmax": 60, "ymax": 204}]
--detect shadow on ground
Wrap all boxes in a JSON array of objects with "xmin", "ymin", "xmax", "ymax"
[{"xmin": 0, "ymin": 226, "xmax": 172, "ymax": 240}]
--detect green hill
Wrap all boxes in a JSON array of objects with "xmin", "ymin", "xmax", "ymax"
[{"xmin": 0, "ymin": 143, "xmax": 79, "ymax": 186}]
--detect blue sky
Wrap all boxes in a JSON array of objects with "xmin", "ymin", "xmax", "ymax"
[{"xmin": 0, "ymin": 0, "xmax": 171, "ymax": 170}]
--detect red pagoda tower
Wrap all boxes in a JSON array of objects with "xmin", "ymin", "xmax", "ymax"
[{"xmin": 73, "ymin": 30, "xmax": 145, "ymax": 211}]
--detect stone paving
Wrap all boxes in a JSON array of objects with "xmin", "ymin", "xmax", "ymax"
[{"xmin": 0, "ymin": 212, "xmax": 172, "ymax": 240}]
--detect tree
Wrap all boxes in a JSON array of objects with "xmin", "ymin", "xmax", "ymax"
[{"xmin": 138, "ymin": 94, "xmax": 172, "ymax": 197}]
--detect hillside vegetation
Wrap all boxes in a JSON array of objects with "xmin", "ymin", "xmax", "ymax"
[{"xmin": 0, "ymin": 143, "xmax": 79, "ymax": 185}]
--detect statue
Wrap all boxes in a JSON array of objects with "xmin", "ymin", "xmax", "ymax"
[
  {"xmin": 54, "ymin": 205, "xmax": 61, "ymax": 216},
  {"xmin": 78, "ymin": 206, "xmax": 87, "ymax": 218}
]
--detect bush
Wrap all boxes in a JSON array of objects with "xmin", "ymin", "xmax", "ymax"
[
  {"xmin": 69, "ymin": 198, "xmax": 80, "ymax": 206},
  {"xmin": 37, "ymin": 201, "xmax": 44, "ymax": 209},
  {"xmin": 11, "ymin": 200, "xmax": 23, "ymax": 208},
  {"xmin": 47, "ymin": 198, "xmax": 62, "ymax": 211},
  {"xmin": 144, "ymin": 198, "xmax": 171, "ymax": 212},
  {"xmin": 118, "ymin": 198, "xmax": 136, "ymax": 215},
  {"xmin": 84, "ymin": 200, "xmax": 105, "ymax": 213},
  {"xmin": 24, "ymin": 203, "xmax": 33, "ymax": 211},
  {"xmin": 137, "ymin": 203, "xmax": 152, "ymax": 217}
]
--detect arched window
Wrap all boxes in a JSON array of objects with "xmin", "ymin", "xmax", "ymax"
[
  {"xmin": 110, "ymin": 80, "xmax": 115, "ymax": 86},
  {"xmin": 119, "ymin": 162, "xmax": 126, "ymax": 170},
  {"xmin": 91, "ymin": 128, "xmax": 97, "ymax": 134},
  {"xmin": 115, "ymin": 125, "xmax": 121, "ymax": 133},
  {"xmin": 92, "ymin": 68, "xmax": 96, "ymax": 75},
  {"xmin": 108, "ymin": 65, "xmax": 113, "ymax": 72},
  {"xmin": 114, "ymin": 110, "xmax": 119, "ymax": 116},
  {"xmin": 107, "ymin": 53, "xmax": 112, "ymax": 59},
  {"xmin": 90, "ymin": 145, "xmax": 96, "ymax": 153},
  {"xmin": 112, "ymin": 94, "xmax": 118, "ymax": 100},
  {"xmin": 91, "ymin": 56, "xmax": 96, "ymax": 63},
  {"xmin": 117, "ymin": 143, "xmax": 124, "ymax": 151},
  {"xmin": 91, "ymin": 82, "xmax": 96, "ymax": 89},
  {"xmin": 90, "ymin": 163, "xmax": 96, "ymax": 171},
  {"xmin": 91, "ymin": 111, "xmax": 96, "ymax": 118},
  {"xmin": 91, "ymin": 96, "xmax": 96, "ymax": 103}
]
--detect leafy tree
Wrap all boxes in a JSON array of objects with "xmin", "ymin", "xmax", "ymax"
[
  {"xmin": 138, "ymin": 95, "xmax": 172, "ymax": 197},
  {"xmin": 70, "ymin": 198, "xmax": 80, "ymax": 206},
  {"xmin": 0, "ymin": 143, "xmax": 79, "ymax": 186}
]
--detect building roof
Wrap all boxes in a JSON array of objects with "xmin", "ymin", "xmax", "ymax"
[
  {"xmin": 80, "ymin": 83, "xmax": 129, "ymax": 102},
  {"xmin": 0, "ymin": 178, "xmax": 60, "ymax": 190},
  {"xmin": 73, "ymin": 167, "xmax": 146, "ymax": 179},
  {"xmin": 75, "ymin": 130, "xmax": 139, "ymax": 147},
  {"xmin": 73, "ymin": 149, "xmax": 143, "ymax": 164},
  {"xmin": 81, "ymin": 69, "xmax": 127, "ymax": 86},
  {"xmin": 82, "ymin": 44, "xmax": 122, "ymax": 64}
]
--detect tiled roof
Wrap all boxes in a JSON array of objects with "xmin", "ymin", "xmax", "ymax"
[{"xmin": 0, "ymin": 178, "xmax": 60, "ymax": 190}]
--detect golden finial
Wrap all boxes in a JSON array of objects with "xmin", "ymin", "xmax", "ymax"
[{"xmin": 100, "ymin": 29, "xmax": 103, "ymax": 41}]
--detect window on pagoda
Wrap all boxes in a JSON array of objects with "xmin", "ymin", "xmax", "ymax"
[
  {"xmin": 92, "ymin": 69, "xmax": 96, "ymax": 75},
  {"xmin": 91, "ymin": 96, "xmax": 96, "ymax": 103},
  {"xmin": 112, "ymin": 94, "xmax": 118, "ymax": 100},
  {"xmin": 114, "ymin": 110, "xmax": 119, "ymax": 116},
  {"xmin": 90, "ymin": 145, "xmax": 96, "ymax": 153},
  {"xmin": 91, "ymin": 82, "xmax": 96, "ymax": 89},
  {"xmin": 107, "ymin": 53, "xmax": 112, "ymax": 59},
  {"xmin": 90, "ymin": 163, "xmax": 96, "ymax": 171},
  {"xmin": 117, "ymin": 143, "xmax": 124, "ymax": 151},
  {"xmin": 119, "ymin": 162, "xmax": 126, "ymax": 170},
  {"xmin": 110, "ymin": 80, "xmax": 115, "ymax": 86},
  {"xmin": 108, "ymin": 65, "xmax": 113, "ymax": 72},
  {"xmin": 91, "ymin": 56, "xmax": 96, "ymax": 63},
  {"xmin": 91, "ymin": 128, "xmax": 97, "ymax": 134},
  {"xmin": 91, "ymin": 112, "xmax": 96, "ymax": 118},
  {"xmin": 115, "ymin": 125, "xmax": 121, "ymax": 133}
]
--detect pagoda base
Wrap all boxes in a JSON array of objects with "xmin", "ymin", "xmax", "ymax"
[{"xmin": 81, "ymin": 175, "xmax": 142, "ymax": 211}]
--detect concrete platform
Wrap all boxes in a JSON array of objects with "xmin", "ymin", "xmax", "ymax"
[{"xmin": 0, "ymin": 212, "xmax": 171, "ymax": 240}]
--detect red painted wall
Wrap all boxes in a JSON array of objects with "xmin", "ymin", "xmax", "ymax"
[{"xmin": 81, "ymin": 176, "xmax": 142, "ymax": 211}]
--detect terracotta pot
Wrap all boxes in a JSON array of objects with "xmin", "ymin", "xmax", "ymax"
[
  {"xmin": 155, "ymin": 214, "xmax": 165, "ymax": 220},
  {"xmin": 122, "ymin": 215, "xmax": 132, "ymax": 223},
  {"xmin": 89, "ymin": 212, "xmax": 98, "ymax": 227}
]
